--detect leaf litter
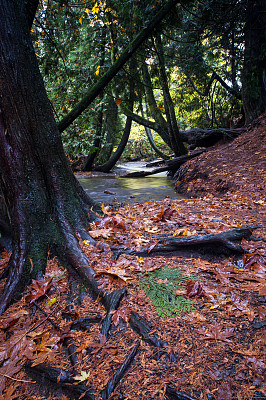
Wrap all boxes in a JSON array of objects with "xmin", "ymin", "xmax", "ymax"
[{"xmin": 0, "ymin": 116, "xmax": 265, "ymax": 399}]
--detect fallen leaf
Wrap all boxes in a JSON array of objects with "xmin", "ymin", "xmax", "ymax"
[
  {"xmin": 199, "ymin": 321, "xmax": 234, "ymax": 342},
  {"xmin": 73, "ymin": 370, "xmax": 91, "ymax": 383},
  {"xmin": 111, "ymin": 307, "xmax": 131, "ymax": 326},
  {"xmin": 25, "ymin": 279, "xmax": 52, "ymax": 304}
]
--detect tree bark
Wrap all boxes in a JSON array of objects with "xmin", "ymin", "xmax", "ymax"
[
  {"xmin": 0, "ymin": 0, "xmax": 100, "ymax": 313},
  {"xmin": 154, "ymin": 33, "xmax": 187, "ymax": 156},
  {"xmin": 242, "ymin": 0, "xmax": 266, "ymax": 123}
]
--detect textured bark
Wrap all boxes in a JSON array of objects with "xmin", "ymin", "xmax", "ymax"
[
  {"xmin": 242, "ymin": 0, "xmax": 266, "ymax": 123},
  {"xmin": 0, "ymin": 0, "xmax": 100, "ymax": 313}
]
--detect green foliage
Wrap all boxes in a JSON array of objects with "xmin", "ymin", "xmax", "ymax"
[
  {"xmin": 139, "ymin": 266, "xmax": 198, "ymax": 317},
  {"xmin": 31, "ymin": 0, "xmax": 254, "ymax": 162}
]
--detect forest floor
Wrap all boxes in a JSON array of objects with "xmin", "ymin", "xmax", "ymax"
[{"xmin": 0, "ymin": 114, "xmax": 265, "ymax": 400}]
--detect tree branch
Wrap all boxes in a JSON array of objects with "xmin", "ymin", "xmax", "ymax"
[{"xmin": 57, "ymin": 0, "xmax": 180, "ymax": 132}]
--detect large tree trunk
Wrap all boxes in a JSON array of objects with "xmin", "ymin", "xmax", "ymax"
[
  {"xmin": 242, "ymin": 0, "xmax": 266, "ymax": 123},
  {"xmin": 0, "ymin": 0, "xmax": 100, "ymax": 313}
]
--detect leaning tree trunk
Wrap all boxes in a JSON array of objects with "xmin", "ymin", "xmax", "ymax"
[
  {"xmin": 154, "ymin": 33, "xmax": 187, "ymax": 156},
  {"xmin": 94, "ymin": 58, "xmax": 135, "ymax": 172},
  {"xmin": 242, "ymin": 0, "xmax": 266, "ymax": 124},
  {"xmin": 0, "ymin": 0, "xmax": 101, "ymax": 313}
]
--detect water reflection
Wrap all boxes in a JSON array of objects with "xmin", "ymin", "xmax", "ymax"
[{"xmin": 78, "ymin": 175, "xmax": 182, "ymax": 206}]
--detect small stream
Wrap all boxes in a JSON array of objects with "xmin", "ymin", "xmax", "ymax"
[{"xmin": 78, "ymin": 161, "xmax": 183, "ymax": 206}]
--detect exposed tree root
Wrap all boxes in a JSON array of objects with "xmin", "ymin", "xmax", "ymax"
[
  {"xmin": 101, "ymin": 288, "xmax": 127, "ymax": 337},
  {"xmin": 25, "ymin": 362, "xmax": 96, "ymax": 400},
  {"xmin": 101, "ymin": 342, "xmax": 140, "ymax": 400},
  {"xmin": 129, "ymin": 311, "xmax": 167, "ymax": 349},
  {"xmin": 70, "ymin": 314, "xmax": 102, "ymax": 331},
  {"xmin": 165, "ymin": 385, "xmax": 200, "ymax": 400}
]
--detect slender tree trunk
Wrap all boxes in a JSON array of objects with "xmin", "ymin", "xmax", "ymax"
[
  {"xmin": 242, "ymin": 0, "xmax": 266, "ymax": 123},
  {"xmin": 83, "ymin": 94, "xmax": 104, "ymax": 171},
  {"xmin": 0, "ymin": 0, "xmax": 100, "ymax": 313},
  {"xmin": 95, "ymin": 59, "xmax": 135, "ymax": 172},
  {"xmin": 154, "ymin": 33, "xmax": 187, "ymax": 156},
  {"xmin": 140, "ymin": 101, "xmax": 169, "ymax": 160},
  {"xmin": 97, "ymin": 98, "xmax": 118, "ymax": 164},
  {"xmin": 141, "ymin": 62, "xmax": 171, "ymax": 147}
]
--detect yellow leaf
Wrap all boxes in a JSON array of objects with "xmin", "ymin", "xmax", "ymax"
[
  {"xmin": 73, "ymin": 370, "xmax": 91, "ymax": 383},
  {"xmin": 136, "ymin": 256, "xmax": 144, "ymax": 263},
  {"xmin": 79, "ymin": 17, "xmax": 83, "ymax": 24},
  {"xmin": 45, "ymin": 297, "xmax": 57, "ymax": 308},
  {"xmin": 92, "ymin": 5, "xmax": 99, "ymax": 13},
  {"xmin": 96, "ymin": 65, "xmax": 100, "ymax": 75},
  {"xmin": 182, "ymin": 227, "xmax": 189, "ymax": 236}
]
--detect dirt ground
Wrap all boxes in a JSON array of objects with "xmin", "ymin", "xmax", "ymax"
[{"xmin": 0, "ymin": 114, "xmax": 265, "ymax": 400}]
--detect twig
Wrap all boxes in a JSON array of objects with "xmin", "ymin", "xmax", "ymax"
[{"xmin": 0, "ymin": 372, "xmax": 35, "ymax": 384}]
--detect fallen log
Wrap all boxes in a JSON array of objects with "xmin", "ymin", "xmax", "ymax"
[
  {"xmin": 121, "ymin": 150, "xmax": 205, "ymax": 178},
  {"xmin": 180, "ymin": 127, "xmax": 245, "ymax": 149},
  {"xmin": 129, "ymin": 227, "xmax": 253, "ymax": 256}
]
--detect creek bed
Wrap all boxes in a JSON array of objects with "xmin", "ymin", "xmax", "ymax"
[{"xmin": 78, "ymin": 162, "xmax": 183, "ymax": 207}]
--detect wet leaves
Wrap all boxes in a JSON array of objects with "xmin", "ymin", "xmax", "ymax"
[
  {"xmin": 0, "ymin": 116, "xmax": 266, "ymax": 400},
  {"xmin": 199, "ymin": 321, "xmax": 234, "ymax": 342},
  {"xmin": 25, "ymin": 278, "xmax": 52, "ymax": 304}
]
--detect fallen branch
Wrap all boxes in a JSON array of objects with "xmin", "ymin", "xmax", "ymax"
[{"xmin": 121, "ymin": 150, "xmax": 205, "ymax": 178}]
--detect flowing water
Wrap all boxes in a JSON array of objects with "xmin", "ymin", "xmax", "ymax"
[{"xmin": 78, "ymin": 161, "xmax": 183, "ymax": 206}]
